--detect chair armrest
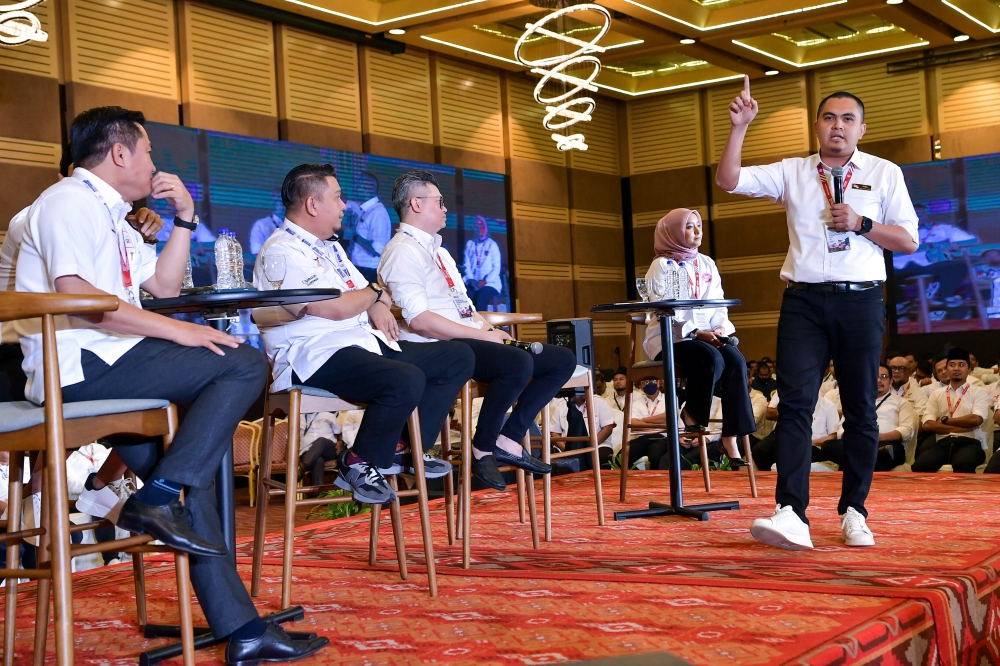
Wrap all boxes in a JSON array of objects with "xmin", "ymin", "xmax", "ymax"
[
  {"xmin": 0, "ymin": 292, "xmax": 119, "ymax": 323},
  {"xmin": 629, "ymin": 314, "xmax": 647, "ymax": 325},
  {"xmin": 480, "ymin": 312, "xmax": 543, "ymax": 326}
]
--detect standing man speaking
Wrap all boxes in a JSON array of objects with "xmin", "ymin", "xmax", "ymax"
[{"xmin": 716, "ymin": 76, "xmax": 919, "ymax": 550}]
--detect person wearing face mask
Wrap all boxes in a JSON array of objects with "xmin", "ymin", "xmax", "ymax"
[
  {"xmin": 641, "ymin": 208, "xmax": 756, "ymax": 468},
  {"xmin": 625, "ymin": 378, "xmax": 678, "ymax": 470},
  {"xmin": 462, "ymin": 215, "xmax": 502, "ymax": 311}
]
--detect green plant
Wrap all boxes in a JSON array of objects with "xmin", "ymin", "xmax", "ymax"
[
  {"xmin": 307, "ymin": 489, "xmax": 371, "ymax": 521},
  {"xmin": 606, "ymin": 450, "xmax": 642, "ymax": 471},
  {"xmin": 690, "ymin": 455, "xmax": 731, "ymax": 472}
]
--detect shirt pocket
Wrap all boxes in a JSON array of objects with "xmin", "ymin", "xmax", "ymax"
[{"xmin": 848, "ymin": 190, "xmax": 882, "ymax": 220}]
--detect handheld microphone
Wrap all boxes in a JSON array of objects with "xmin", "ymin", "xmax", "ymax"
[
  {"xmin": 716, "ymin": 335, "xmax": 740, "ymax": 347},
  {"xmin": 831, "ymin": 165, "xmax": 845, "ymax": 204},
  {"xmin": 504, "ymin": 339, "xmax": 543, "ymax": 354}
]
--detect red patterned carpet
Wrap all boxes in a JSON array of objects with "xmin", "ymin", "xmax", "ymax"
[{"xmin": 7, "ymin": 470, "xmax": 1000, "ymax": 664}]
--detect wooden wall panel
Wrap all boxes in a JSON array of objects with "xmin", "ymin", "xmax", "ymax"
[
  {"xmin": 627, "ymin": 91, "xmax": 702, "ymax": 174},
  {"xmin": 435, "ymin": 58, "xmax": 503, "ymax": 156},
  {"xmin": 505, "ymin": 76, "xmax": 566, "ymax": 167},
  {"xmin": 0, "ymin": 69, "xmax": 61, "ymax": 143},
  {"xmin": 567, "ymin": 98, "xmax": 619, "ymax": 176},
  {"xmin": 363, "ymin": 48, "xmax": 433, "ymax": 144},
  {"xmin": 277, "ymin": 27, "xmax": 360, "ymax": 132},
  {"xmin": 936, "ymin": 60, "xmax": 1000, "ymax": 133},
  {"xmin": 0, "ymin": 0, "xmax": 57, "ymax": 78},
  {"xmin": 707, "ymin": 75, "xmax": 809, "ymax": 163}
]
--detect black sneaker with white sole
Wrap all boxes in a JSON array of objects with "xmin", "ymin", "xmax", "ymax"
[
  {"xmin": 379, "ymin": 449, "xmax": 452, "ymax": 479},
  {"xmin": 334, "ymin": 452, "xmax": 397, "ymax": 505}
]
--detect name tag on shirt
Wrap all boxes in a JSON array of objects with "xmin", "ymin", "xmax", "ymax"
[
  {"xmin": 827, "ymin": 229, "xmax": 852, "ymax": 253},
  {"xmin": 852, "ymin": 184, "xmax": 872, "ymax": 191}
]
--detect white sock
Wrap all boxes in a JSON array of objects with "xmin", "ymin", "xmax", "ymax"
[
  {"xmin": 496, "ymin": 435, "xmax": 523, "ymax": 456},
  {"xmin": 472, "ymin": 447, "xmax": 492, "ymax": 460}
]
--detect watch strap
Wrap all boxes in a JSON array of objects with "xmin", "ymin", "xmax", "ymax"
[{"xmin": 174, "ymin": 215, "xmax": 199, "ymax": 231}]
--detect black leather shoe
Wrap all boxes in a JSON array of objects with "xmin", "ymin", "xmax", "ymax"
[
  {"xmin": 684, "ymin": 424, "xmax": 708, "ymax": 433},
  {"xmin": 226, "ymin": 621, "xmax": 329, "ymax": 665},
  {"xmin": 728, "ymin": 457, "xmax": 750, "ymax": 469},
  {"xmin": 117, "ymin": 497, "xmax": 227, "ymax": 558},
  {"xmin": 494, "ymin": 447, "xmax": 552, "ymax": 475},
  {"xmin": 471, "ymin": 453, "xmax": 507, "ymax": 490}
]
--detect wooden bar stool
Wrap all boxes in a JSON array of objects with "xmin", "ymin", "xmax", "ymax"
[
  {"xmin": 619, "ymin": 314, "xmax": 757, "ymax": 502},
  {"xmin": 0, "ymin": 292, "xmax": 195, "ymax": 666},
  {"xmin": 251, "ymin": 383, "xmax": 437, "ymax": 608}
]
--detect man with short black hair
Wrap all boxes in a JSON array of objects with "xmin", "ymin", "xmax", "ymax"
[
  {"xmin": 718, "ymin": 79, "xmax": 918, "ymax": 550},
  {"xmin": 16, "ymin": 106, "xmax": 326, "ymax": 662},
  {"xmin": 913, "ymin": 348, "xmax": 989, "ymax": 473},
  {"xmin": 605, "ymin": 367, "xmax": 629, "ymax": 412}
]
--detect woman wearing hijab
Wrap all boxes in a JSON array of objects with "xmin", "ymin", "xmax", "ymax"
[{"xmin": 639, "ymin": 208, "xmax": 756, "ymax": 467}]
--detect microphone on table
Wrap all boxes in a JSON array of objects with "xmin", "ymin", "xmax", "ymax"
[
  {"xmin": 831, "ymin": 165, "xmax": 845, "ymax": 204},
  {"xmin": 504, "ymin": 339, "xmax": 543, "ymax": 354},
  {"xmin": 716, "ymin": 335, "xmax": 740, "ymax": 347}
]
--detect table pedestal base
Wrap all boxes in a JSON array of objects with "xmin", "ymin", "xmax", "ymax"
[{"xmin": 614, "ymin": 500, "xmax": 740, "ymax": 522}]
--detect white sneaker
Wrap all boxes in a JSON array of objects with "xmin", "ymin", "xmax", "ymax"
[
  {"xmin": 841, "ymin": 507, "xmax": 875, "ymax": 547},
  {"xmin": 751, "ymin": 505, "xmax": 814, "ymax": 550}
]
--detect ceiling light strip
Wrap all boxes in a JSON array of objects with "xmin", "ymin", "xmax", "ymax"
[
  {"xmin": 941, "ymin": 0, "xmax": 999, "ymax": 33},
  {"xmin": 282, "ymin": 0, "xmax": 487, "ymax": 26},
  {"xmin": 731, "ymin": 38, "xmax": 930, "ymax": 67},
  {"xmin": 623, "ymin": 0, "xmax": 846, "ymax": 31},
  {"xmin": 421, "ymin": 35, "xmax": 520, "ymax": 64},
  {"xmin": 595, "ymin": 73, "xmax": 745, "ymax": 96}
]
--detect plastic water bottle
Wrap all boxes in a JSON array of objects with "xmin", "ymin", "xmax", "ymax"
[
  {"xmin": 215, "ymin": 228, "xmax": 235, "ymax": 289},
  {"xmin": 182, "ymin": 256, "xmax": 194, "ymax": 289},
  {"xmin": 677, "ymin": 263, "xmax": 690, "ymax": 300},
  {"xmin": 229, "ymin": 232, "xmax": 245, "ymax": 288},
  {"xmin": 664, "ymin": 260, "xmax": 679, "ymax": 300}
]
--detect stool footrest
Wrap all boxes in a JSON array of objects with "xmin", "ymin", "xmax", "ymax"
[{"xmin": 0, "ymin": 527, "xmax": 44, "ymax": 543}]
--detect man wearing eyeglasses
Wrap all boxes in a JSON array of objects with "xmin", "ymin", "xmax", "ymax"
[
  {"xmin": 886, "ymin": 355, "xmax": 927, "ymax": 418},
  {"xmin": 821, "ymin": 364, "xmax": 917, "ymax": 471}
]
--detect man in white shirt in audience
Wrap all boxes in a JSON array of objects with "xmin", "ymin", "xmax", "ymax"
[
  {"xmin": 253, "ymin": 164, "xmax": 474, "ymax": 504},
  {"xmin": 822, "ymin": 364, "xmax": 917, "ymax": 471},
  {"xmin": 887, "ymin": 355, "xmax": 927, "ymax": 418},
  {"xmin": 922, "ymin": 357, "xmax": 949, "ymax": 397},
  {"xmin": 378, "ymin": 170, "xmax": 575, "ymax": 490},
  {"xmin": 752, "ymin": 392, "xmax": 840, "ymax": 473},
  {"xmin": 605, "ymin": 368, "xmax": 628, "ymax": 413},
  {"xmin": 549, "ymin": 388, "xmax": 618, "ymax": 467},
  {"xmin": 15, "ymin": 106, "xmax": 326, "ymax": 661},
  {"xmin": 299, "ymin": 412, "xmax": 341, "ymax": 486},
  {"xmin": 914, "ymin": 348, "xmax": 989, "ymax": 473}
]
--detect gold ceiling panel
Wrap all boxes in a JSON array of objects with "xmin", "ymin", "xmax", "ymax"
[
  {"xmin": 616, "ymin": 0, "xmax": 848, "ymax": 32},
  {"xmin": 254, "ymin": 0, "xmax": 512, "ymax": 27},
  {"xmin": 939, "ymin": 0, "xmax": 1000, "ymax": 33}
]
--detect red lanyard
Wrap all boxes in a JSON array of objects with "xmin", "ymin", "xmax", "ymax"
[
  {"xmin": 435, "ymin": 254, "xmax": 456, "ymax": 288},
  {"xmin": 117, "ymin": 233, "xmax": 135, "ymax": 291},
  {"xmin": 946, "ymin": 384, "xmax": 970, "ymax": 417},
  {"xmin": 817, "ymin": 163, "xmax": 856, "ymax": 206},
  {"xmin": 900, "ymin": 384, "xmax": 910, "ymax": 398},
  {"xmin": 684, "ymin": 258, "xmax": 701, "ymax": 299}
]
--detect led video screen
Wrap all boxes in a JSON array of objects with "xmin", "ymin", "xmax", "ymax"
[
  {"xmin": 892, "ymin": 153, "xmax": 1000, "ymax": 334},
  {"xmin": 143, "ymin": 122, "xmax": 511, "ymax": 313}
]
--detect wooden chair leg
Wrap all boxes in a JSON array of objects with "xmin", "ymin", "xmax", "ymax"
[
  {"xmin": 174, "ymin": 553, "xmax": 196, "ymax": 666},
  {"xmin": 699, "ymin": 436, "xmax": 711, "ymax": 492},
  {"xmin": 3, "ymin": 451, "xmax": 23, "ymax": 666},
  {"xmin": 33, "ymin": 468, "xmax": 50, "ymax": 666},
  {"xmin": 250, "ymin": 410, "xmax": 275, "ymax": 598},
  {"xmin": 541, "ymin": 402, "xmax": 552, "ymax": 543},
  {"xmin": 515, "ymin": 469, "xmax": 526, "ymax": 524},
  {"xmin": 281, "ymin": 391, "xmax": 303, "ymax": 609},
  {"xmin": 441, "ymin": 422, "xmax": 455, "ymax": 546},
  {"xmin": 619, "ymin": 436, "xmax": 631, "ymax": 502},
  {"xmin": 387, "ymin": 476, "xmax": 408, "ymax": 581},
  {"xmin": 620, "ymin": 385, "xmax": 634, "ymax": 502},
  {"xmin": 368, "ymin": 503, "xmax": 381, "ymax": 566},
  {"xmin": 743, "ymin": 435, "xmax": 758, "ymax": 498},
  {"xmin": 409, "ymin": 411, "xmax": 437, "ymax": 597},
  {"xmin": 461, "ymin": 385, "xmax": 472, "ymax": 569},
  {"xmin": 132, "ymin": 553, "xmax": 148, "ymax": 628},
  {"xmin": 522, "ymin": 433, "xmax": 539, "ymax": 550},
  {"xmin": 584, "ymin": 387, "xmax": 605, "ymax": 526}
]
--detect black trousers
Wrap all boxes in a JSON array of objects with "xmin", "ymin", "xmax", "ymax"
[
  {"xmin": 673, "ymin": 340, "xmax": 756, "ymax": 437},
  {"xmin": 627, "ymin": 434, "xmax": 690, "ymax": 471},
  {"xmin": 775, "ymin": 287, "xmax": 884, "ymax": 523},
  {"xmin": 456, "ymin": 340, "xmax": 576, "ymax": 452},
  {"xmin": 0, "ymin": 343, "xmax": 26, "ymax": 402},
  {"xmin": 822, "ymin": 438, "xmax": 905, "ymax": 472},
  {"xmin": 297, "ymin": 340, "xmax": 474, "ymax": 469},
  {"xmin": 301, "ymin": 437, "xmax": 338, "ymax": 485},
  {"xmin": 61, "ymin": 339, "xmax": 269, "ymax": 638},
  {"xmin": 911, "ymin": 435, "xmax": 985, "ymax": 473},
  {"xmin": 465, "ymin": 283, "xmax": 500, "ymax": 311}
]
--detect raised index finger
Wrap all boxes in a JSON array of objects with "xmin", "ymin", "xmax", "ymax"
[{"xmin": 743, "ymin": 74, "xmax": 750, "ymax": 94}]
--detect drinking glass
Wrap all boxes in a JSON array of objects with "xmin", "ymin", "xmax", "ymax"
[
  {"xmin": 635, "ymin": 278, "xmax": 649, "ymax": 302},
  {"xmin": 262, "ymin": 253, "xmax": 286, "ymax": 289},
  {"xmin": 648, "ymin": 277, "xmax": 666, "ymax": 302}
]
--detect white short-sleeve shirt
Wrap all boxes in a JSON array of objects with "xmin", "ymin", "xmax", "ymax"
[
  {"xmin": 0, "ymin": 207, "xmax": 29, "ymax": 345},
  {"xmin": 922, "ymin": 380, "xmax": 990, "ymax": 449},
  {"xmin": 729, "ymin": 150, "xmax": 918, "ymax": 283},
  {"xmin": 251, "ymin": 220, "xmax": 398, "ymax": 393},
  {"xmin": 549, "ymin": 397, "xmax": 618, "ymax": 445},
  {"xmin": 14, "ymin": 169, "xmax": 157, "ymax": 404}
]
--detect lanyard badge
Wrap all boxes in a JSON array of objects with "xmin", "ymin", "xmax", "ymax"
[
  {"xmin": 83, "ymin": 179, "xmax": 140, "ymax": 306},
  {"xmin": 402, "ymin": 230, "xmax": 474, "ymax": 318},
  {"xmin": 818, "ymin": 164, "xmax": 856, "ymax": 255},
  {"xmin": 284, "ymin": 227, "xmax": 356, "ymax": 289}
]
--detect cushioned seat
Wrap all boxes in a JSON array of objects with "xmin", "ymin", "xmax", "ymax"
[
  {"xmin": 632, "ymin": 360, "xmax": 662, "ymax": 371},
  {"xmin": 287, "ymin": 385, "xmax": 340, "ymax": 399},
  {"xmin": 571, "ymin": 364, "xmax": 589, "ymax": 379},
  {"xmin": 0, "ymin": 399, "xmax": 171, "ymax": 434}
]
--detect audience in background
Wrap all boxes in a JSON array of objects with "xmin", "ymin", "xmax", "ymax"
[
  {"xmin": 605, "ymin": 368, "xmax": 628, "ymax": 413},
  {"xmin": 887, "ymin": 355, "xmax": 928, "ymax": 418},
  {"xmin": 819, "ymin": 361, "xmax": 837, "ymax": 397},
  {"xmin": 548, "ymin": 389, "xmax": 618, "ymax": 468},
  {"xmin": 299, "ymin": 411, "xmax": 341, "ymax": 486},
  {"xmin": 752, "ymin": 392, "xmax": 840, "ymax": 473},
  {"xmin": 752, "ymin": 358, "xmax": 777, "ymax": 400}
]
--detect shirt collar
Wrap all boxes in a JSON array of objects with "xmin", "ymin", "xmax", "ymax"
[
  {"xmin": 399, "ymin": 223, "xmax": 440, "ymax": 253},
  {"xmin": 283, "ymin": 218, "xmax": 322, "ymax": 245},
  {"xmin": 817, "ymin": 149, "xmax": 865, "ymax": 173},
  {"xmin": 946, "ymin": 380, "xmax": 971, "ymax": 393},
  {"xmin": 360, "ymin": 197, "xmax": 380, "ymax": 212},
  {"xmin": 72, "ymin": 167, "xmax": 128, "ymax": 218}
]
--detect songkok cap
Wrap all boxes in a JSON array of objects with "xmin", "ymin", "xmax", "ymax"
[{"xmin": 947, "ymin": 347, "xmax": 971, "ymax": 365}]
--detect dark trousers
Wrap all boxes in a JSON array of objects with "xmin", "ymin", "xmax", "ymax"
[
  {"xmin": 775, "ymin": 287, "xmax": 884, "ymax": 523},
  {"xmin": 300, "ymin": 437, "xmax": 338, "ymax": 486},
  {"xmin": 754, "ymin": 431, "xmax": 826, "ymax": 471},
  {"xmin": 0, "ymin": 343, "xmax": 26, "ymax": 402},
  {"xmin": 297, "ymin": 340, "xmax": 474, "ymax": 469},
  {"xmin": 673, "ymin": 340, "xmax": 756, "ymax": 437},
  {"xmin": 822, "ymin": 438, "xmax": 905, "ymax": 471},
  {"xmin": 60, "ymin": 338, "xmax": 269, "ymax": 638},
  {"xmin": 456, "ymin": 340, "xmax": 576, "ymax": 453},
  {"xmin": 911, "ymin": 435, "xmax": 985, "ymax": 473},
  {"xmin": 466, "ymin": 283, "xmax": 500, "ymax": 311},
  {"xmin": 627, "ymin": 434, "xmax": 684, "ymax": 470}
]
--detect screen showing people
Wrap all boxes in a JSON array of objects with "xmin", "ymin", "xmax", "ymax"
[
  {"xmin": 893, "ymin": 153, "xmax": 1000, "ymax": 333},
  {"xmin": 141, "ymin": 122, "xmax": 511, "ymax": 312}
]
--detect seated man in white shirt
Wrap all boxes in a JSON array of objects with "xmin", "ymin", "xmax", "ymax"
[
  {"xmin": 604, "ymin": 368, "xmax": 628, "ymax": 413},
  {"xmin": 886, "ymin": 355, "xmax": 927, "ymax": 419},
  {"xmin": 752, "ymin": 392, "xmax": 840, "ymax": 472},
  {"xmin": 548, "ymin": 385, "xmax": 618, "ymax": 468},
  {"xmin": 821, "ymin": 364, "xmax": 917, "ymax": 471},
  {"xmin": 254, "ymin": 165, "xmax": 474, "ymax": 505},
  {"xmin": 16, "ymin": 107, "xmax": 325, "ymax": 660},
  {"xmin": 300, "ymin": 412, "xmax": 341, "ymax": 486},
  {"xmin": 913, "ymin": 348, "xmax": 989, "ymax": 473},
  {"xmin": 378, "ymin": 170, "xmax": 576, "ymax": 490},
  {"xmin": 622, "ymin": 378, "xmax": 675, "ymax": 470}
]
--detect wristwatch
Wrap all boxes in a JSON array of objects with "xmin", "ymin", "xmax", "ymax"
[
  {"xmin": 941, "ymin": 416, "xmax": 950, "ymax": 424},
  {"xmin": 174, "ymin": 214, "xmax": 199, "ymax": 231},
  {"xmin": 367, "ymin": 282, "xmax": 385, "ymax": 304},
  {"xmin": 855, "ymin": 216, "xmax": 874, "ymax": 236}
]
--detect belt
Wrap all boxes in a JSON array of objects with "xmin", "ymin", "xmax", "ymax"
[{"xmin": 786, "ymin": 280, "xmax": 882, "ymax": 292}]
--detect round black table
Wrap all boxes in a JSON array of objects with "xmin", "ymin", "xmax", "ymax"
[
  {"xmin": 139, "ymin": 288, "xmax": 339, "ymax": 663},
  {"xmin": 590, "ymin": 299, "xmax": 742, "ymax": 522}
]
